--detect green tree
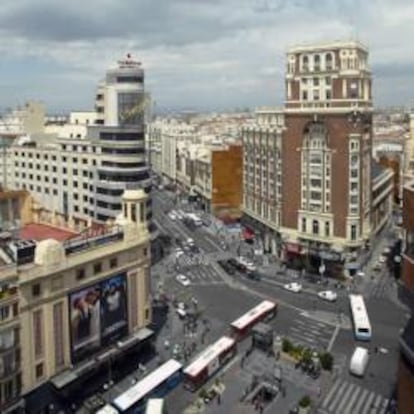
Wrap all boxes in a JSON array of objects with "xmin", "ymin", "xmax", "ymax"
[
  {"xmin": 319, "ymin": 352, "xmax": 334, "ymax": 371},
  {"xmin": 299, "ymin": 395, "xmax": 311, "ymax": 408}
]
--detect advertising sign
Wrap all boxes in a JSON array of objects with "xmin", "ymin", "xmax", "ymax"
[
  {"xmin": 69, "ymin": 273, "xmax": 128, "ymax": 363},
  {"xmin": 100, "ymin": 274, "xmax": 128, "ymax": 345}
]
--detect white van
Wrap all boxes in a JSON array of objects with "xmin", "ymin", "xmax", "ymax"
[{"xmin": 349, "ymin": 346, "xmax": 369, "ymax": 377}]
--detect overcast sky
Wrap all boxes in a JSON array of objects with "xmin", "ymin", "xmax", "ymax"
[{"xmin": 0, "ymin": 0, "xmax": 412, "ymax": 113}]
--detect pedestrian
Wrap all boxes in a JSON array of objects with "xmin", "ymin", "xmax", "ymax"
[
  {"xmin": 217, "ymin": 393, "xmax": 221, "ymax": 405},
  {"xmin": 259, "ymin": 404, "xmax": 264, "ymax": 414}
]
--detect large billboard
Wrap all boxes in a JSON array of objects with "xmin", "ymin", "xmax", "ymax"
[{"xmin": 69, "ymin": 273, "xmax": 128, "ymax": 363}]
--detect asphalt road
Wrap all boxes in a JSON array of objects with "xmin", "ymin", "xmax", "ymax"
[{"xmin": 151, "ymin": 188, "xmax": 406, "ymax": 412}]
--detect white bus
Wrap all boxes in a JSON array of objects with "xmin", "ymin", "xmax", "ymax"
[
  {"xmin": 349, "ymin": 294, "xmax": 372, "ymax": 341},
  {"xmin": 145, "ymin": 399, "xmax": 166, "ymax": 414},
  {"xmin": 112, "ymin": 359, "xmax": 182, "ymax": 413}
]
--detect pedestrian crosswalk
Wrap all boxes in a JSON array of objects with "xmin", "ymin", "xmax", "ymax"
[
  {"xmin": 319, "ymin": 378, "xmax": 389, "ymax": 414},
  {"xmin": 184, "ymin": 264, "xmax": 225, "ymax": 285},
  {"xmin": 286, "ymin": 316, "xmax": 335, "ymax": 350}
]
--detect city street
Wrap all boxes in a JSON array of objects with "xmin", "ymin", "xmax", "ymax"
[{"xmin": 151, "ymin": 187, "xmax": 407, "ymax": 413}]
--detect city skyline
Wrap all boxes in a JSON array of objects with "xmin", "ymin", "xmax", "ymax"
[{"xmin": 0, "ymin": 0, "xmax": 413, "ymax": 113}]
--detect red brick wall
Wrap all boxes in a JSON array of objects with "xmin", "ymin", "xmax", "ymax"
[
  {"xmin": 398, "ymin": 357, "xmax": 414, "ymax": 414},
  {"xmin": 281, "ymin": 113, "xmax": 369, "ymax": 238}
]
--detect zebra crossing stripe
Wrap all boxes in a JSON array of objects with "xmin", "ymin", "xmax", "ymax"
[
  {"xmin": 321, "ymin": 379, "xmax": 341, "ymax": 408},
  {"xmin": 360, "ymin": 391, "xmax": 376, "ymax": 414},
  {"xmin": 336, "ymin": 383, "xmax": 357, "ymax": 413},
  {"xmin": 379, "ymin": 398, "xmax": 389, "ymax": 414},
  {"xmin": 372, "ymin": 394, "xmax": 383, "ymax": 411},
  {"xmin": 343, "ymin": 384, "xmax": 363, "ymax": 413},
  {"xmin": 328, "ymin": 380, "xmax": 348, "ymax": 412},
  {"xmin": 352, "ymin": 387, "xmax": 369, "ymax": 413}
]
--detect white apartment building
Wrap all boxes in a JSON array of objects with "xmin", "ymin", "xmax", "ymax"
[
  {"xmin": 149, "ymin": 120, "xmax": 196, "ymax": 182},
  {"xmin": 242, "ymin": 108, "xmax": 285, "ymax": 253},
  {"xmin": 2, "ymin": 56, "xmax": 154, "ymax": 234}
]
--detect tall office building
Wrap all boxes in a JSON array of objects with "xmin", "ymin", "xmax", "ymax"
[
  {"xmin": 242, "ymin": 41, "xmax": 394, "ymax": 276},
  {"xmin": 89, "ymin": 55, "xmax": 152, "ymax": 225},
  {"xmin": 3, "ymin": 56, "xmax": 155, "ymax": 237}
]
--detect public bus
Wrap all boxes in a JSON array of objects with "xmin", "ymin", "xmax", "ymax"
[
  {"xmin": 96, "ymin": 405, "xmax": 119, "ymax": 414},
  {"xmin": 112, "ymin": 359, "xmax": 183, "ymax": 413},
  {"xmin": 349, "ymin": 294, "xmax": 372, "ymax": 341},
  {"xmin": 230, "ymin": 300, "xmax": 277, "ymax": 341},
  {"xmin": 183, "ymin": 336, "xmax": 237, "ymax": 391},
  {"xmin": 145, "ymin": 399, "xmax": 167, "ymax": 414}
]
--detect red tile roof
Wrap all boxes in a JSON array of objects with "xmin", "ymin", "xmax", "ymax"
[{"xmin": 19, "ymin": 223, "xmax": 79, "ymax": 242}]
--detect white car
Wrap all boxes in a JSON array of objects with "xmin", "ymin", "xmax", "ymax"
[
  {"xmin": 379, "ymin": 255, "xmax": 387, "ymax": 264},
  {"xmin": 169, "ymin": 212, "xmax": 177, "ymax": 221},
  {"xmin": 176, "ymin": 274, "xmax": 190, "ymax": 287},
  {"xmin": 284, "ymin": 282, "xmax": 302, "ymax": 293},
  {"xmin": 175, "ymin": 248, "xmax": 184, "ymax": 258},
  {"xmin": 356, "ymin": 271, "xmax": 365, "ymax": 277},
  {"xmin": 318, "ymin": 290, "xmax": 337, "ymax": 302},
  {"xmin": 187, "ymin": 238, "xmax": 195, "ymax": 246}
]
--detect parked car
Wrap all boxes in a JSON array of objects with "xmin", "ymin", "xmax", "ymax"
[
  {"xmin": 176, "ymin": 274, "xmax": 190, "ymax": 286},
  {"xmin": 379, "ymin": 255, "xmax": 387, "ymax": 264},
  {"xmin": 317, "ymin": 290, "xmax": 337, "ymax": 302},
  {"xmin": 168, "ymin": 211, "xmax": 177, "ymax": 221},
  {"xmin": 284, "ymin": 282, "xmax": 302, "ymax": 293}
]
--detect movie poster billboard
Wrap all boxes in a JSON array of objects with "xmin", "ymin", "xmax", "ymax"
[
  {"xmin": 69, "ymin": 284, "xmax": 101, "ymax": 362},
  {"xmin": 100, "ymin": 274, "xmax": 128, "ymax": 344},
  {"xmin": 69, "ymin": 273, "xmax": 128, "ymax": 363}
]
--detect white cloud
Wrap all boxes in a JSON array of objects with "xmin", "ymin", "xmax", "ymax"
[{"xmin": 0, "ymin": 0, "xmax": 412, "ymax": 111}]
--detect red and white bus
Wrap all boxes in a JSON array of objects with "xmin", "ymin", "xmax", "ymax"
[
  {"xmin": 183, "ymin": 336, "xmax": 236, "ymax": 391},
  {"xmin": 230, "ymin": 300, "xmax": 277, "ymax": 341}
]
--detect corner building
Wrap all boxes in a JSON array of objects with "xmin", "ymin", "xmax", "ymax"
[
  {"xmin": 0, "ymin": 190, "xmax": 152, "ymax": 413},
  {"xmin": 282, "ymin": 41, "xmax": 373, "ymax": 273},
  {"xmin": 242, "ymin": 41, "xmax": 394, "ymax": 276}
]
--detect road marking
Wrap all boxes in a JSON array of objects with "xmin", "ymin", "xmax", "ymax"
[
  {"xmin": 379, "ymin": 399, "xmax": 389, "ymax": 414},
  {"xmin": 360, "ymin": 390, "xmax": 376, "ymax": 414},
  {"xmin": 372, "ymin": 394, "xmax": 383, "ymax": 411},
  {"xmin": 326, "ymin": 324, "xmax": 340, "ymax": 352},
  {"xmin": 328, "ymin": 380, "xmax": 346, "ymax": 411},
  {"xmin": 336, "ymin": 383, "xmax": 356, "ymax": 413},
  {"xmin": 343, "ymin": 384, "xmax": 363, "ymax": 413}
]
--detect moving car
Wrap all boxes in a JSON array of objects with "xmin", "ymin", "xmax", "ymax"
[
  {"xmin": 284, "ymin": 282, "xmax": 302, "ymax": 293},
  {"xmin": 168, "ymin": 211, "xmax": 177, "ymax": 220},
  {"xmin": 176, "ymin": 274, "xmax": 190, "ymax": 286},
  {"xmin": 175, "ymin": 248, "xmax": 184, "ymax": 258},
  {"xmin": 317, "ymin": 290, "xmax": 337, "ymax": 302},
  {"xmin": 379, "ymin": 255, "xmax": 387, "ymax": 264}
]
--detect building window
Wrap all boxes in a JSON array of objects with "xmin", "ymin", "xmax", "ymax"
[
  {"xmin": 33, "ymin": 310, "xmax": 43, "ymax": 358},
  {"xmin": 35, "ymin": 363, "xmax": 44, "ymax": 379},
  {"xmin": 351, "ymin": 224, "xmax": 357, "ymax": 240},
  {"xmin": 302, "ymin": 91, "xmax": 308, "ymax": 100},
  {"xmin": 53, "ymin": 303, "xmax": 64, "ymax": 368},
  {"xmin": 32, "ymin": 283, "xmax": 41, "ymax": 297},
  {"xmin": 325, "ymin": 221, "xmax": 330, "ymax": 237},
  {"xmin": 76, "ymin": 268, "xmax": 85, "ymax": 280},
  {"xmin": 313, "ymin": 77, "xmax": 319, "ymax": 86},
  {"xmin": 301, "ymin": 218, "xmax": 306, "ymax": 233},
  {"xmin": 312, "ymin": 220, "xmax": 319, "ymax": 235},
  {"xmin": 110, "ymin": 257, "xmax": 118, "ymax": 269},
  {"xmin": 93, "ymin": 263, "xmax": 102, "ymax": 274}
]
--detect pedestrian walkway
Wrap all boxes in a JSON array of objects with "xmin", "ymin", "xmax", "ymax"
[
  {"xmin": 184, "ymin": 264, "xmax": 226, "ymax": 286},
  {"xmin": 318, "ymin": 378, "xmax": 390, "ymax": 414},
  {"xmin": 284, "ymin": 315, "xmax": 336, "ymax": 350}
]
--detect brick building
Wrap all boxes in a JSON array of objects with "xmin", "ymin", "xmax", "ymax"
[
  {"xmin": 242, "ymin": 41, "xmax": 394, "ymax": 277},
  {"xmin": 397, "ymin": 179, "xmax": 414, "ymax": 413}
]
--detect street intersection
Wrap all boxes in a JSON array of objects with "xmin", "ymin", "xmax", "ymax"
[{"xmin": 151, "ymin": 188, "xmax": 405, "ymax": 413}]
